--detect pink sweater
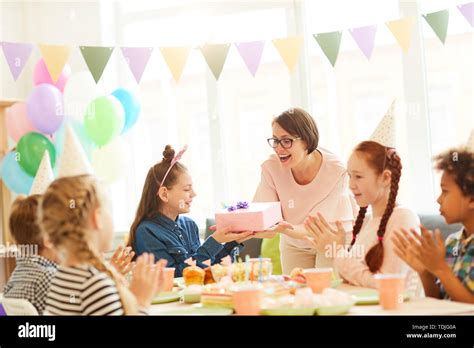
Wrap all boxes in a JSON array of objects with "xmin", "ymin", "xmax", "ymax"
[
  {"xmin": 253, "ymin": 147, "xmax": 356, "ymax": 249},
  {"xmin": 334, "ymin": 206, "xmax": 420, "ymax": 289}
]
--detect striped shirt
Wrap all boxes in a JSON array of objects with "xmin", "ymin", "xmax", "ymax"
[
  {"xmin": 3, "ymin": 255, "xmax": 57, "ymax": 314},
  {"xmin": 45, "ymin": 264, "xmax": 126, "ymax": 316}
]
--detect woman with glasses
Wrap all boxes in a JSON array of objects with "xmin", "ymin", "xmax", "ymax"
[{"xmin": 253, "ymin": 108, "xmax": 356, "ymax": 275}]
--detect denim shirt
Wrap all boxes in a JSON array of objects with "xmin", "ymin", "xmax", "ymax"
[{"xmin": 133, "ymin": 213, "xmax": 243, "ymax": 277}]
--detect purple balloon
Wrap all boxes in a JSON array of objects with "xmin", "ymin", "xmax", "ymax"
[{"xmin": 27, "ymin": 84, "xmax": 64, "ymax": 134}]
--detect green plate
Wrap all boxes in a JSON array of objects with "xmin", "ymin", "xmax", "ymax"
[
  {"xmin": 152, "ymin": 291, "xmax": 182, "ymax": 304},
  {"xmin": 156, "ymin": 306, "xmax": 233, "ymax": 316},
  {"xmin": 331, "ymin": 279, "xmax": 343, "ymax": 288},
  {"xmin": 315, "ymin": 303, "xmax": 352, "ymax": 316},
  {"xmin": 352, "ymin": 290, "xmax": 410, "ymax": 305},
  {"xmin": 260, "ymin": 308, "xmax": 315, "ymax": 316}
]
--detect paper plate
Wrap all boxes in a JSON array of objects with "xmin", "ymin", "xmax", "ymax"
[
  {"xmin": 352, "ymin": 290, "xmax": 411, "ymax": 305},
  {"xmin": 156, "ymin": 306, "xmax": 233, "ymax": 316},
  {"xmin": 260, "ymin": 308, "xmax": 315, "ymax": 316},
  {"xmin": 314, "ymin": 303, "xmax": 353, "ymax": 316},
  {"xmin": 152, "ymin": 291, "xmax": 181, "ymax": 304}
]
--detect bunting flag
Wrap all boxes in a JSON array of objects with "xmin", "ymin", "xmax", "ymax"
[
  {"xmin": 80, "ymin": 46, "xmax": 115, "ymax": 83},
  {"xmin": 457, "ymin": 2, "xmax": 474, "ymax": 27},
  {"xmin": 423, "ymin": 10, "xmax": 450, "ymax": 44},
  {"xmin": 386, "ymin": 17, "xmax": 415, "ymax": 53},
  {"xmin": 272, "ymin": 36, "xmax": 303, "ymax": 72},
  {"xmin": 30, "ymin": 151, "xmax": 54, "ymax": 195},
  {"xmin": 234, "ymin": 41, "xmax": 265, "ymax": 76},
  {"xmin": 121, "ymin": 47, "xmax": 153, "ymax": 83},
  {"xmin": 200, "ymin": 44, "xmax": 231, "ymax": 80},
  {"xmin": 39, "ymin": 44, "xmax": 71, "ymax": 83},
  {"xmin": 313, "ymin": 31, "xmax": 343, "ymax": 66},
  {"xmin": 349, "ymin": 25, "xmax": 377, "ymax": 60},
  {"xmin": 159, "ymin": 46, "xmax": 191, "ymax": 82},
  {"xmin": 0, "ymin": 42, "xmax": 34, "ymax": 80}
]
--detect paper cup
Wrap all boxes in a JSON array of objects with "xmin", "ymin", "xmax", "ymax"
[
  {"xmin": 304, "ymin": 268, "xmax": 333, "ymax": 293},
  {"xmin": 162, "ymin": 267, "xmax": 176, "ymax": 292},
  {"xmin": 232, "ymin": 286, "xmax": 263, "ymax": 315},
  {"xmin": 374, "ymin": 273, "xmax": 405, "ymax": 310}
]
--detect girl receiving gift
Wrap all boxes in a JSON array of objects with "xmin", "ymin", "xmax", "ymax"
[
  {"xmin": 253, "ymin": 107, "xmax": 356, "ymax": 274},
  {"xmin": 128, "ymin": 145, "xmax": 253, "ymax": 277},
  {"xmin": 304, "ymin": 102, "xmax": 421, "ymax": 291}
]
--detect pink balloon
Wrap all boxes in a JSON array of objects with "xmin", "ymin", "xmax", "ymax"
[
  {"xmin": 33, "ymin": 59, "xmax": 71, "ymax": 93},
  {"xmin": 5, "ymin": 102, "xmax": 40, "ymax": 142}
]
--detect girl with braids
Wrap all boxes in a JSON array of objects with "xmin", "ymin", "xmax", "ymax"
[
  {"xmin": 393, "ymin": 143, "xmax": 474, "ymax": 303},
  {"xmin": 128, "ymin": 145, "xmax": 254, "ymax": 277},
  {"xmin": 41, "ymin": 175, "xmax": 167, "ymax": 315},
  {"xmin": 304, "ymin": 140, "xmax": 420, "ymax": 288}
]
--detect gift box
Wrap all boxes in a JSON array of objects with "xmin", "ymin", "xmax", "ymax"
[{"xmin": 215, "ymin": 202, "xmax": 282, "ymax": 232}]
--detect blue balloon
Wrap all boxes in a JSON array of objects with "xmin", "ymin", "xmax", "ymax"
[
  {"xmin": 0, "ymin": 152, "xmax": 34, "ymax": 194},
  {"xmin": 112, "ymin": 88, "xmax": 141, "ymax": 133}
]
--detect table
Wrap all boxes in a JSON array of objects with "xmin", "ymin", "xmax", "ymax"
[{"xmin": 149, "ymin": 283, "xmax": 474, "ymax": 315}]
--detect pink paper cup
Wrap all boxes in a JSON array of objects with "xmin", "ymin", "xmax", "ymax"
[
  {"xmin": 162, "ymin": 267, "xmax": 176, "ymax": 292},
  {"xmin": 304, "ymin": 268, "xmax": 333, "ymax": 293},
  {"xmin": 374, "ymin": 274, "xmax": 405, "ymax": 310},
  {"xmin": 233, "ymin": 287, "xmax": 263, "ymax": 315}
]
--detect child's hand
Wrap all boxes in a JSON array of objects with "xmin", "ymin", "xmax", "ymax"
[
  {"xmin": 209, "ymin": 225, "xmax": 254, "ymax": 244},
  {"xmin": 303, "ymin": 213, "xmax": 345, "ymax": 254},
  {"xmin": 110, "ymin": 245, "xmax": 135, "ymax": 275},
  {"xmin": 129, "ymin": 253, "xmax": 167, "ymax": 308},
  {"xmin": 392, "ymin": 228, "xmax": 426, "ymax": 273},
  {"xmin": 416, "ymin": 225, "xmax": 448, "ymax": 277}
]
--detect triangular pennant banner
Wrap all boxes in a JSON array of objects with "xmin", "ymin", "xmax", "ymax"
[
  {"xmin": 200, "ymin": 44, "xmax": 231, "ymax": 80},
  {"xmin": 30, "ymin": 151, "xmax": 54, "ymax": 195},
  {"xmin": 0, "ymin": 42, "xmax": 34, "ymax": 80},
  {"xmin": 58, "ymin": 125, "xmax": 93, "ymax": 177},
  {"xmin": 234, "ymin": 41, "xmax": 265, "ymax": 76},
  {"xmin": 423, "ymin": 10, "xmax": 450, "ymax": 44},
  {"xmin": 39, "ymin": 44, "xmax": 71, "ymax": 83},
  {"xmin": 313, "ymin": 31, "xmax": 343, "ymax": 67},
  {"xmin": 349, "ymin": 25, "xmax": 377, "ymax": 60},
  {"xmin": 386, "ymin": 17, "xmax": 415, "ymax": 53},
  {"xmin": 457, "ymin": 2, "xmax": 474, "ymax": 27},
  {"xmin": 80, "ymin": 46, "xmax": 115, "ymax": 83},
  {"xmin": 159, "ymin": 46, "xmax": 191, "ymax": 82},
  {"xmin": 272, "ymin": 36, "xmax": 303, "ymax": 72},
  {"xmin": 121, "ymin": 47, "xmax": 153, "ymax": 83}
]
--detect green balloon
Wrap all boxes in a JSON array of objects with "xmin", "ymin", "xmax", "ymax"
[
  {"xmin": 17, "ymin": 132, "xmax": 56, "ymax": 177},
  {"xmin": 84, "ymin": 96, "xmax": 125, "ymax": 147}
]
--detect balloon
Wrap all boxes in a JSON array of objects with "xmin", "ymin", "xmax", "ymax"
[
  {"xmin": 33, "ymin": 58, "xmax": 71, "ymax": 93},
  {"xmin": 27, "ymin": 84, "xmax": 64, "ymax": 134},
  {"xmin": 54, "ymin": 119, "xmax": 96, "ymax": 159},
  {"xmin": 111, "ymin": 88, "xmax": 141, "ymax": 133},
  {"xmin": 5, "ymin": 102, "xmax": 40, "ymax": 142},
  {"xmin": 16, "ymin": 132, "xmax": 56, "ymax": 177},
  {"xmin": 0, "ymin": 152, "xmax": 34, "ymax": 194},
  {"xmin": 91, "ymin": 137, "xmax": 130, "ymax": 183},
  {"xmin": 64, "ymin": 71, "xmax": 99, "ymax": 121},
  {"xmin": 84, "ymin": 96, "xmax": 124, "ymax": 147}
]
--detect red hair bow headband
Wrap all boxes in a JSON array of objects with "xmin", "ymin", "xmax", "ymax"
[{"xmin": 160, "ymin": 145, "xmax": 188, "ymax": 187}]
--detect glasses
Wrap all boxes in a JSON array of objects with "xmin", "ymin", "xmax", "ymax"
[{"xmin": 267, "ymin": 137, "xmax": 301, "ymax": 149}]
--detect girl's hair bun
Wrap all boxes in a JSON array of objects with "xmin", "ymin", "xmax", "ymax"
[{"xmin": 163, "ymin": 145, "xmax": 175, "ymax": 162}]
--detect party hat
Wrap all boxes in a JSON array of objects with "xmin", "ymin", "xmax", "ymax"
[
  {"xmin": 57, "ymin": 125, "xmax": 93, "ymax": 177},
  {"xmin": 30, "ymin": 151, "xmax": 54, "ymax": 195},
  {"xmin": 369, "ymin": 99, "xmax": 397, "ymax": 148}
]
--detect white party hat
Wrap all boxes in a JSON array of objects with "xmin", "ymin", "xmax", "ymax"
[
  {"xmin": 369, "ymin": 99, "xmax": 397, "ymax": 148},
  {"xmin": 466, "ymin": 129, "xmax": 474, "ymax": 152},
  {"xmin": 30, "ymin": 151, "xmax": 54, "ymax": 195},
  {"xmin": 57, "ymin": 125, "xmax": 93, "ymax": 177}
]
